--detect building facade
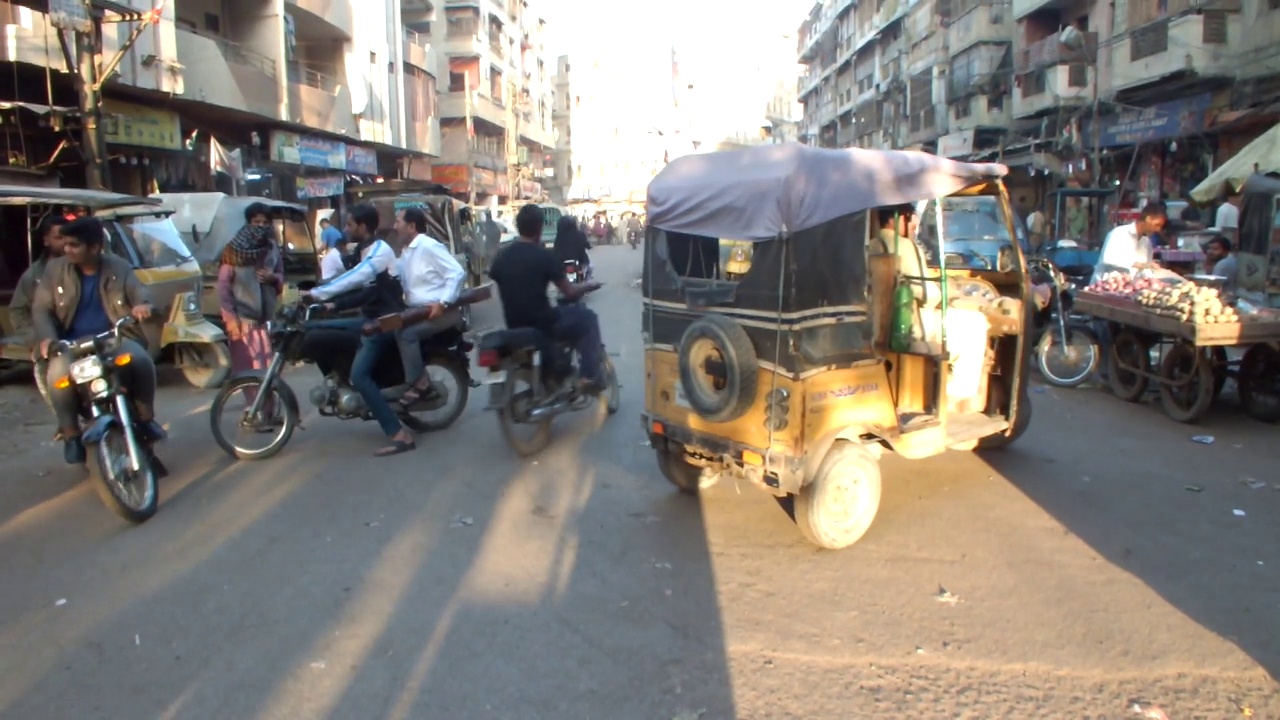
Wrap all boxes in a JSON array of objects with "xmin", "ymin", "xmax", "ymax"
[
  {"xmin": 423, "ymin": 0, "xmax": 556, "ymax": 206},
  {"xmin": 546, "ymin": 54, "xmax": 572, "ymax": 205},
  {"xmin": 797, "ymin": 0, "xmax": 1280, "ymax": 212},
  {"xmin": 0, "ymin": 0, "xmax": 443, "ymax": 202}
]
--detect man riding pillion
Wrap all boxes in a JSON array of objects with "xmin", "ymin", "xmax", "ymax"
[
  {"xmin": 9, "ymin": 214, "xmax": 70, "ymax": 409},
  {"xmin": 301, "ymin": 203, "xmax": 417, "ymax": 457},
  {"xmin": 32, "ymin": 217, "xmax": 163, "ymax": 464},
  {"xmin": 376, "ymin": 206, "xmax": 467, "ymax": 412},
  {"xmin": 488, "ymin": 204, "xmax": 607, "ymax": 394}
]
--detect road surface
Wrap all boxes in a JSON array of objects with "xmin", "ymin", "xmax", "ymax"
[{"xmin": 1, "ymin": 246, "xmax": 1277, "ymax": 719}]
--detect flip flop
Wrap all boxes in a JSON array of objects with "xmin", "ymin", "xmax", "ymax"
[
  {"xmin": 374, "ymin": 439, "xmax": 416, "ymax": 457},
  {"xmin": 396, "ymin": 383, "xmax": 431, "ymax": 410}
]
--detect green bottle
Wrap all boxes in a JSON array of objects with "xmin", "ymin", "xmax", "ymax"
[{"xmin": 889, "ymin": 282, "xmax": 914, "ymax": 353}]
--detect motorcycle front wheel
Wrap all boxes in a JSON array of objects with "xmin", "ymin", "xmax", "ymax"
[
  {"xmin": 88, "ymin": 426, "xmax": 158, "ymax": 524},
  {"xmin": 1035, "ymin": 323, "xmax": 1100, "ymax": 388},
  {"xmin": 210, "ymin": 376, "xmax": 298, "ymax": 460}
]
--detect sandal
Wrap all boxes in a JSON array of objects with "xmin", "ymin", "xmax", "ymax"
[
  {"xmin": 397, "ymin": 381, "xmax": 432, "ymax": 410},
  {"xmin": 374, "ymin": 439, "xmax": 416, "ymax": 457}
]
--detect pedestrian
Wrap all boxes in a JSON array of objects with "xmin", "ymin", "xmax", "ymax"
[
  {"xmin": 9, "ymin": 213, "xmax": 71, "ymax": 413},
  {"xmin": 320, "ymin": 214, "xmax": 349, "ymax": 280},
  {"xmin": 216, "ymin": 203, "xmax": 283, "ymax": 411}
]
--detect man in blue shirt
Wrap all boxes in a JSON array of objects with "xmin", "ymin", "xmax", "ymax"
[{"xmin": 33, "ymin": 217, "xmax": 161, "ymax": 464}]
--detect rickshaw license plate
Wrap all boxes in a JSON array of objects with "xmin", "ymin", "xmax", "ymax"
[
  {"xmin": 482, "ymin": 370, "xmax": 507, "ymax": 385},
  {"xmin": 70, "ymin": 356, "xmax": 104, "ymax": 383}
]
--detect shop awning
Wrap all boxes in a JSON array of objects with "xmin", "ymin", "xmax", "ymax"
[{"xmin": 1190, "ymin": 122, "xmax": 1280, "ymax": 203}]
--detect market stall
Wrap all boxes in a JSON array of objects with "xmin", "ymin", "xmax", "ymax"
[{"xmin": 1078, "ymin": 270, "xmax": 1280, "ymax": 423}]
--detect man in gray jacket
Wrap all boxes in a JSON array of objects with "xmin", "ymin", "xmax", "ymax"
[
  {"xmin": 33, "ymin": 216, "xmax": 162, "ymax": 464},
  {"xmin": 7, "ymin": 214, "xmax": 70, "ymax": 408}
]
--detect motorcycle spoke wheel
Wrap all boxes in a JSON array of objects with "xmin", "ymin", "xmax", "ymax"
[
  {"xmin": 498, "ymin": 368, "xmax": 552, "ymax": 457},
  {"xmin": 210, "ymin": 378, "xmax": 296, "ymax": 460},
  {"xmin": 401, "ymin": 361, "xmax": 469, "ymax": 432},
  {"xmin": 1035, "ymin": 325, "xmax": 1099, "ymax": 388},
  {"xmin": 88, "ymin": 428, "xmax": 157, "ymax": 524}
]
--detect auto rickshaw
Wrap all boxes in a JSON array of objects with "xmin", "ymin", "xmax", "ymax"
[
  {"xmin": 0, "ymin": 187, "xmax": 230, "ymax": 389},
  {"xmin": 641, "ymin": 144, "xmax": 1033, "ymax": 550},
  {"xmin": 153, "ymin": 193, "xmax": 318, "ymax": 322}
]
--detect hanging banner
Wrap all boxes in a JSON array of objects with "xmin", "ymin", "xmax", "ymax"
[
  {"xmin": 102, "ymin": 99, "xmax": 182, "ymax": 151},
  {"xmin": 432, "ymin": 164, "xmax": 470, "ymax": 193},
  {"xmin": 1093, "ymin": 93, "xmax": 1212, "ymax": 148},
  {"xmin": 296, "ymin": 175, "xmax": 346, "ymax": 198},
  {"xmin": 209, "ymin": 137, "xmax": 244, "ymax": 180},
  {"xmin": 346, "ymin": 145, "xmax": 378, "ymax": 175}
]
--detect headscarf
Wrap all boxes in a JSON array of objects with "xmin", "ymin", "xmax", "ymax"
[
  {"xmin": 553, "ymin": 216, "xmax": 589, "ymax": 264},
  {"xmin": 221, "ymin": 224, "xmax": 273, "ymax": 267}
]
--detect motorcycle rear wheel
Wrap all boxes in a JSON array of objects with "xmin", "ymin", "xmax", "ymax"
[
  {"xmin": 88, "ymin": 427, "xmax": 158, "ymax": 524},
  {"xmin": 401, "ymin": 358, "xmax": 470, "ymax": 433},
  {"xmin": 1035, "ymin": 324, "xmax": 1100, "ymax": 388},
  {"xmin": 210, "ymin": 377, "xmax": 297, "ymax": 461},
  {"xmin": 497, "ymin": 367, "xmax": 552, "ymax": 457}
]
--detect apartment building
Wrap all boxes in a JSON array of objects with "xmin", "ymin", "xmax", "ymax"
[
  {"xmin": 425, "ymin": 0, "xmax": 557, "ymax": 205},
  {"xmin": 546, "ymin": 54, "xmax": 572, "ymax": 205},
  {"xmin": 0, "ymin": 0, "xmax": 442, "ymax": 201}
]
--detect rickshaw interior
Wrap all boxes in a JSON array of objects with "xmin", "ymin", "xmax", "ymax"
[{"xmin": 1043, "ymin": 187, "xmax": 1113, "ymax": 271}]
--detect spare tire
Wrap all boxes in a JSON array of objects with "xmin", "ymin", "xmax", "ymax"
[{"xmin": 677, "ymin": 314, "xmax": 759, "ymax": 423}]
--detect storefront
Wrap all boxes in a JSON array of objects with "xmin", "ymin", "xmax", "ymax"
[
  {"xmin": 431, "ymin": 164, "xmax": 508, "ymax": 203},
  {"xmin": 268, "ymin": 130, "xmax": 347, "ymax": 208},
  {"xmin": 103, "ymin": 99, "xmax": 205, "ymax": 195}
]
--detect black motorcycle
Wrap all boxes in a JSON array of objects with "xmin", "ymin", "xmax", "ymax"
[
  {"xmin": 209, "ymin": 288, "xmax": 488, "ymax": 461},
  {"xmin": 1030, "ymin": 257, "xmax": 1101, "ymax": 388},
  {"xmin": 627, "ymin": 229, "xmax": 640, "ymax": 249},
  {"xmin": 477, "ymin": 289, "xmax": 620, "ymax": 457},
  {"xmin": 51, "ymin": 316, "xmax": 164, "ymax": 523}
]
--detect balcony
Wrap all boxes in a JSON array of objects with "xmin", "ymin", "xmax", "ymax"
[
  {"xmin": 285, "ymin": 0, "xmax": 354, "ymax": 41},
  {"xmin": 946, "ymin": 1, "xmax": 1012, "ymax": 55},
  {"xmin": 908, "ymin": 105, "xmax": 944, "ymax": 144},
  {"xmin": 1012, "ymin": 0, "xmax": 1071, "ymax": 20},
  {"xmin": 907, "ymin": 32, "xmax": 948, "ymax": 73},
  {"xmin": 403, "ymin": 29, "xmax": 435, "ymax": 73},
  {"xmin": 1016, "ymin": 31, "xmax": 1097, "ymax": 73},
  {"xmin": 286, "ymin": 62, "xmax": 357, "ymax": 135},
  {"xmin": 176, "ymin": 29, "xmax": 280, "ymax": 119},
  {"xmin": 1105, "ymin": 13, "xmax": 1239, "ymax": 93},
  {"xmin": 444, "ymin": 16, "xmax": 485, "ymax": 57},
  {"xmin": 949, "ymin": 93, "xmax": 1011, "ymax": 130},
  {"xmin": 1015, "ymin": 63, "xmax": 1093, "ymax": 117},
  {"xmin": 438, "ymin": 91, "xmax": 507, "ymax": 128},
  {"xmin": 947, "ymin": 72, "xmax": 1004, "ymax": 103}
]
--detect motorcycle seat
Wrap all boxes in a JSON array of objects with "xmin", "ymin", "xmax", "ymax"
[{"xmin": 479, "ymin": 327, "xmax": 548, "ymax": 355}]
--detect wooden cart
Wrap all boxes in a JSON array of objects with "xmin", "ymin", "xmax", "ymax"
[{"xmin": 1076, "ymin": 291, "xmax": 1280, "ymax": 423}]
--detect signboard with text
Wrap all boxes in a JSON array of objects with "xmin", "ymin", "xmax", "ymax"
[
  {"xmin": 346, "ymin": 145, "xmax": 378, "ymax": 175},
  {"xmin": 270, "ymin": 130, "xmax": 346, "ymax": 170},
  {"xmin": 296, "ymin": 175, "xmax": 345, "ymax": 198},
  {"xmin": 103, "ymin": 99, "xmax": 182, "ymax": 151},
  {"xmin": 49, "ymin": 0, "xmax": 92, "ymax": 33},
  {"xmin": 1094, "ymin": 93, "xmax": 1212, "ymax": 148}
]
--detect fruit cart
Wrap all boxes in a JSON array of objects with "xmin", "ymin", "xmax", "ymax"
[{"xmin": 1076, "ymin": 284, "xmax": 1280, "ymax": 423}]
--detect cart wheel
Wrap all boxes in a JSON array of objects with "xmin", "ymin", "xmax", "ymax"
[
  {"xmin": 1210, "ymin": 346, "xmax": 1229, "ymax": 399},
  {"xmin": 1158, "ymin": 343, "xmax": 1215, "ymax": 424},
  {"xmin": 1107, "ymin": 330, "xmax": 1150, "ymax": 402},
  {"xmin": 793, "ymin": 441, "xmax": 881, "ymax": 550},
  {"xmin": 1237, "ymin": 344, "xmax": 1280, "ymax": 423}
]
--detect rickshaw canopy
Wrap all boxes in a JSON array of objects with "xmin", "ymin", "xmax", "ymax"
[
  {"xmin": 0, "ymin": 186, "xmax": 160, "ymax": 210},
  {"xmin": 645, "ymin": 143, "xmax": 1008, "ymax": 241}
]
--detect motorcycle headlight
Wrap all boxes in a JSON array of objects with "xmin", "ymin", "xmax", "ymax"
[{"xmin": 89, "ymin": 378, "xmax": 109, "ymax": 396}]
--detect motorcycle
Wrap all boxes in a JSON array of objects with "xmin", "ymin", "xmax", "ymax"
[
  {"xmin": 477, "ymin": 289, "xmax": 620, "ymax": 456},
  {"xmin": 209, "ymin": 287, "xmax": 490, "ymax": 461},
  {"xmin": 50, "ymin": 317, "xmax": 164, "ymax": 523},
  {"xmin": 563, "ymin": 259, "xmax": 590, "ymax": 284},
  {"xmin": 627, "ymin": 229, "xmax": 639, "ymax": 249},
  {"xmin": 1030, "ymin": 257, "xmax": 1101, "ymax": 388}
]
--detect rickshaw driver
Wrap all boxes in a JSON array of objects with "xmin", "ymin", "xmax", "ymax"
[{"xmin": 869, "ymin": 204, "xmax": 946, "ymax": 351}]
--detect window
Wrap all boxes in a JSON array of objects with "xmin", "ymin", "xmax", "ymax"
[
  {"xmin": 1021, "ymin": 70, "xmax": 1046, "ymax": 98},
  {"xmin": 204, "ymin": 13, "xmax": 220, "ymax": 33},
  {"xmin": 954, "ymin": 97, "xmax": 972, "ymax": 119},
  {"xmin": 1067, "ymin": 64, "xmax": 1089, "ymax": 87},
  {"xmin": 1130, "ymin": 20, "xmax": 1169, "ymax": 61},
  {"xmin": 449, "ymin": 71, "xmax": 466, "ymax": 92},
  {"xmin": 1202, "ymin": 11, "xmax": 1226, "ymax": 43},
  {"xmin": 405, "ymin": 66, "xmax": 437, "ymax": 123},
  {"xmin": 987, "ymin": 94, "xmax": 1003, "ymax": 113}
]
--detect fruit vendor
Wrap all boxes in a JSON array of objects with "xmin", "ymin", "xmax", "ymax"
[{"xmin": 1092, "ymin": 202, "xmax": 1168, "ymax": 284}]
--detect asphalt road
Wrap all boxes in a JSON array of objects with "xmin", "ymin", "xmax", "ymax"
[{"xmin": 1, "ymin": 245, "xmax": 1278, "ymax": 719}]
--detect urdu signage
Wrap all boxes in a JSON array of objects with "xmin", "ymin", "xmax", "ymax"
[{"xmin": 1094, "ymin": 93, "xmax": 1212, "ymax": 148}]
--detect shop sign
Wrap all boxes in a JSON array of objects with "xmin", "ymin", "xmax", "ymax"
[
  {"xmin": 432, "ymin": 164, "xmax": 471, "ymax": 193},
  {"xmin": 270, "ymin": 130, "xmax": 347, "ymax": 169},
  {"xmin": 346, "ymin": 145, "xmax": 378, "ymax": 175},
  {"xmin": 296, "ymin": 175, "xmax": 346, "ymax": 199},
  {"xmin": 936, "ymin": 130, "xmax": 974, "ymax": 159},
  {"xmin": 518, "ymin": 179, "xmax": 542, "ymax": 199},
  {"xmin": 1095, "ymin": 93, "xmax": 1212, "ymax": 148},
  {"xmin": 102, "ymin": 99, "xmax": 182, "ymax": 151},
  {"xmin": 476, "ymin": 168, "xmax": 507, "ymax": 197}
]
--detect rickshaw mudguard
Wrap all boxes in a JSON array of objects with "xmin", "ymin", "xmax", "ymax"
[{"xmin": 160, "ymin": 318, "xmax": 226, "ymax": 347}]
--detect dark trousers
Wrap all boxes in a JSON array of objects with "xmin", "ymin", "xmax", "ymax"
[
  {"xmin": 553, "ymin": 304, "xmax": 604, "ymax": 384},
  {"xmin": 47, "ymin": 338, "xmax": 156, "ymax": 433}
]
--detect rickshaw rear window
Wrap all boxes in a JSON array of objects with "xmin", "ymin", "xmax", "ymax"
[
  {"xmin": 916, "ymin": 196, "xmax": 1018, "ymax": 270},
  {"xmin": 666, "ymin": 233, "xmax": 754, "ymax": 280},
  {"xmin": 122, "ymin": 216, "xmax": 193, "ymax": 268}
]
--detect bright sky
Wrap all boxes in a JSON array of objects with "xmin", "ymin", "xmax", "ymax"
[{"xmin": 536, "ymin": 0, "xmax": 813, "ymax": 141}]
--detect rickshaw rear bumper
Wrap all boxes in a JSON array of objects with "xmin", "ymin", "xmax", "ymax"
[
  {"xmin": 161, "ymin": 318, "xmax": 227, "ymax": 347},
  {"xmin": 642, "ymin": 413, "xmax": 805, "ymax": 495}
]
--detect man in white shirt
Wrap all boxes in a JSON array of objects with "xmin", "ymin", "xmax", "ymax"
[
  {"xmin": 1026, "ymin": 204, "xmax": 1048, "ymax": 254},
  {"xmin": 1214, "ymin": 194, "xmax": 1239, "ymax": 243},
  {"xmin": 1093, "ymin": 202, "xmax": 1168, "ymax": 283},
  {"xmin": 391, "ymin": 206, "xmax": 468, "ymax": 408},
  {"xmin": 319, "ymin": 216, "xmax": 350, "ymax": 280}
]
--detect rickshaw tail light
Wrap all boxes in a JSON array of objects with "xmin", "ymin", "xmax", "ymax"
[
  {"xmin": 113, "ymin": 354, "xmax": 133, "ymax": 367},
  {"xmin": 741, "ymin": 450, "xmax": 764, "ymax": 466},
  {"xmin": 651, "ymin": 421, "xmax": 665, "ymax": 435},
  {"xmin": 53, "ymin": 376, "xmax": 72, "ymax": 390}
]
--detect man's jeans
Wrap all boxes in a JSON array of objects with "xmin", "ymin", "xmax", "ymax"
[
  {"xmin": 352, "ymin": 331, "xmax": 402, "ymax": 437},
  {"xmin": 553, "ymin": 303, "xmax": 604, "ymax": 384},
  {"xmin": 396, "ymin": 309, "xmax": 460, "ymax": 386},
  {"xmin": 47, "ymin": 338, "xmax": 156, "ymax": 433}
]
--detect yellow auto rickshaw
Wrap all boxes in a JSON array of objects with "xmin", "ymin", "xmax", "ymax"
[
  {"xmin": 641, "ymin": 144, "xmax": 1033, "ymax": 550},
  {"xmin": 0, "ymin": 187, "xmax": 230, "ymax": 388}
]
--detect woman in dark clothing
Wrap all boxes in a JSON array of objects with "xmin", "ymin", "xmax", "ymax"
[{"xmin": 552, "ymin": 216, "xmax": 591, "ymax": 268}]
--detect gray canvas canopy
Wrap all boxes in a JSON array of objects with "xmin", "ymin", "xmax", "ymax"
[{"xmin": 646, "ymin": 143, "xmax": 1008, "ymax": 241}]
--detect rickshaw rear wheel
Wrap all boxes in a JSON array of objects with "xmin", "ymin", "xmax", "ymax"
[
  {"xmin": 794, "ymin": 441, "xmax": 881, "ymax": 550},
  {"xmin": 677, "ymin": 315, "xmax": 758, "ymax": 423},
  {"xmin": 181, "ymin": 342, "xmax": 232, "ymax": 390},
  {"xmin": 655, "ymin": 445, "xmax": 703, "ymax": 495}
]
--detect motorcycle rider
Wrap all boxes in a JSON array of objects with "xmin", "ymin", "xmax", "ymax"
[
  {"xmin": 552, "ymin": 216, "xmax": 592, "ymax": 281},
  {"xmin": 9, "ymin": 214, "xmax": 70, "ymax": 409},
  {"xmin": 626, "ymin": 214, "xmax": 642, "ymax": 247},
  {"xmin": 489, "ymin": 204, "xmax": 606, "ymax": 394},
  {"xmin": 302, "ymin": 202, "xmax": 417, "ymax": 457},
  {"xmin": 385, "ymin": 206, "xmax": 467, "ymax": 410},
  {"xmin": 32, "ymin": 216, "xmax": 161, "ymax": 464}
]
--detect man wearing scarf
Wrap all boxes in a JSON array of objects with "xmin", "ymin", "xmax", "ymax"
[{"xmin": 216, "ymin": 203, "xmax": 283, "ymax": 388}]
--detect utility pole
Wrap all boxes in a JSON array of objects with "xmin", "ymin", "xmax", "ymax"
[{"xmin": 51, "ymin": 0, "xmax": 165, "ymax": 190}]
